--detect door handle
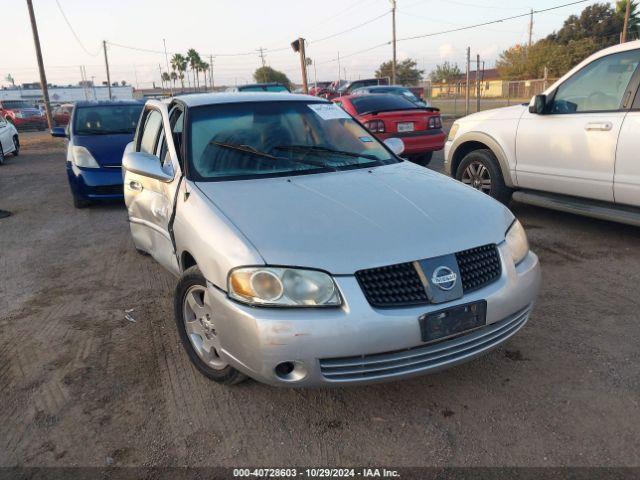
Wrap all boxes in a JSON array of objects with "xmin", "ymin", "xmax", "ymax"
[
  {"xmin": 585, "ymin": 122, "xmax": 613, "ymax": 132},
  {"xmin": 128, "ymin": 180, "xmax": 143, "ymax": 192}
]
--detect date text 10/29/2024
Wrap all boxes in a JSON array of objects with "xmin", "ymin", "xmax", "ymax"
[{"xmin": 233, "ymin": 468, "xmax": 400, "ymax": 478}]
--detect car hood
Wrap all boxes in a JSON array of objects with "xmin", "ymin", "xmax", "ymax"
[
  {"xmin": 458, "ymin": 104, "xmax": 527, "ymax": 123},
  {"xmin": 195, "ymin": 162, "xmax": 514, "ymax": 274},
  {"xmin": 73, "ymin": 133, "xmax": 135, "ymax": 167}
]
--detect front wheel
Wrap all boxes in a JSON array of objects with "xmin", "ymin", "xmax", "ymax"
[
  {"xmin": 174, "ymin": 266, "xmax": 247, "ymax": 385},
  {"xmin": 455, "ymin": 149, "xmax": 512, "ymax": 204},
  {"xmin": 0, "ymin": 145, "xmax": 5, "ymax": 165},
  {"xmin": 408, "ymin": 151, "xmax": 433, "ymax": 167},
  {"xmin": 73, "ymin": 195, "xmax": 91, "ymax": 209},
  {"xmin": 12, "ymin": 136, "xmax": 19, "ymax": 156}
]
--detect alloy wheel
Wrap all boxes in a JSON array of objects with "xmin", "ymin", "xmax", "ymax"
[
  {"xmin": 461, "ymin": 161, "xmax": 492, "ymax": 193},
  {"xmin": 182, "ymin": 285, "xmax": 227, "ymax": 370}
]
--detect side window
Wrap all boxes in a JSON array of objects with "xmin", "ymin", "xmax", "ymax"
[
  {"xmin": 139, "ymin": 110, "xmax": 163, "ymax": 154},
  {"xmin": 551, "ymin": 49, "xmax": 640, "ymax": 114},
  {"xmin": 157, "ymin": 108, "xmax": 185, "ymax": 169}
]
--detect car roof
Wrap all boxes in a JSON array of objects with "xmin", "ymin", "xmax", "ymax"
[
  {"xmin": 74, "ymin": 100, "xmax": 143, "ymax": 107},
  {"xmin": 174, "ymin": 92, "xmax": 326, "ymax": 107}
]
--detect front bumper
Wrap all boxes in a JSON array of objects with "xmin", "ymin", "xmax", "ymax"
[
  {"xmin": 443, "ymin": 140, "xmax": 454, "ymax": 175},
  {"xmin": 207, "ymin": 243, "xmax": 540, "ymax": 387},
  {"xmin": 66, "ymin": 162, "xmax": 124, "ymax": 201}
]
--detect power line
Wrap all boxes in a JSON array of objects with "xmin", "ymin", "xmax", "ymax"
[
  {"xmin": 315, "ymin": 0, "xmax": 591, "ymax": 65},
  {"xmin": 309, "ymin": 10, "xmax": 391, "ymax": 44},
  {"xmin": 396, "ymin": 0, "xmax": 590, "ymax": 42},
  {"xmin": 54, "ymin": 0, "xmax": 100, "ymax": 56}
]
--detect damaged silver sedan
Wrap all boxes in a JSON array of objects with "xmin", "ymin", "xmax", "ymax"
[{"xmin": 122, "ymin": 93, "xmax": 540, "ymax": 387}]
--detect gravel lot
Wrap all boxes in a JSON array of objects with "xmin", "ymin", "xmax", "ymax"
[{"xmin": 1, "ymin": 131, "xmax": 639, "ymax": 468}]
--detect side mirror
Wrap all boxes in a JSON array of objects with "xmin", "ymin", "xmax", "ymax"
[
  {"xmin": 51, "ymin": 127, "xmax": 67, "ymax": 138},
  {"xmin": 529, "ymin": 94, "xmax": 547, "ymax": 114},
  {"xmin": 122, "ymin": 151, "xmax": 173, "ymax": 182},
  {"xmin": 384, "ymin": 137, "xmax": 405, "ymax": 156}
]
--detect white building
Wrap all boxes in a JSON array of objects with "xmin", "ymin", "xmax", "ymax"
[{"xmin": 0, "ymin": 85, "xmax": 134, "ymax": 104}]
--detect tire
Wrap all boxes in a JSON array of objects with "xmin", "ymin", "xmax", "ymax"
[
  {"xmin": 455, "ymin": 149, "xmax": 512, "ymax": 204},
  {"xmin": 73, "ymin": 195, "xmax": 91, "ymax": 209},
  {"xmin": 409, "ymin": 151, "xmax": 433, "ymax": 167},
  {"xmin": 12, "ymin": 136, "xmax": 19, "ymax": 156},
  {"xmin": 174, "ymin": 266, "xmax": 247, "ymax": 385},
  {"xmin": 0, "ymin": 145, "xmax": 4, "ymax": 166}
]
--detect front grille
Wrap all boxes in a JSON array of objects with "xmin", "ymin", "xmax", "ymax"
[
  {"xmin": 92, "ymin": 184, "xmax": 124, "ymax": 195},
  {"xmin": 355, "ymin": 262, "xmax": 428, "ymax": 308},
  {"xmin": 356, "ymin": 244, "xmax": 501, "ymax": 307},
  {"xmin": 455, "ymin": 244, "xmax": 502, "ymax": 293},
  {"xmin": 319, "ymin": 305, "xmax": 530, "ymax": 382}
]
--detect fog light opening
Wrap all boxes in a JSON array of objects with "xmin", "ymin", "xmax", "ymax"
[{"xmin": 274, "ymin": 361, "xmax": 307, "ymax": 381}]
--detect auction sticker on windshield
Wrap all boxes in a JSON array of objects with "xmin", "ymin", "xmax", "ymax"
[{"xmin": 308, "ymin": 103, "xmax": 351, "ymax": 120}]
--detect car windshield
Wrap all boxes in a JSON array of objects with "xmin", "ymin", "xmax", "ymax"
[
  {"xmin": 3, "ymin": 101, "xmax": 34, "ymax": 109},
  {"xmin": 73, "ymin": 105, "xmax": 143, "ymax": 135},
  {"xmin": 351, "ymin": 94, "xmax": 421, "ymax": 114},
  {"xmin": 189, "ymin": 101, "xmax": 398, "ymax": 180}
]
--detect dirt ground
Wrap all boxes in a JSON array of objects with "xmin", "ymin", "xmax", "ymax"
[{"xmin": 1, "ymin": 131, "xmax": 639, "ymax": 469}]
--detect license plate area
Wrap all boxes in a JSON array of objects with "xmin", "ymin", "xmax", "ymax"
[
  {"xmin": 397, "ymin": 122, "xmax": 414, "ymax": 132},
  {"xmin": 419, "ymin": 301, "xmax": 487, "ymax": 342}
]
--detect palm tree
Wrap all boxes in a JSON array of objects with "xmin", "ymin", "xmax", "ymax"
[
  {"xmin": 170, "ymin": 53, "xmax": 187, "ymax": 91},
  {"xmin": 161, "ymin": 72, "xmax": 171, "ymax": 92},
  {"xmin": 186, "ymin": 49, "xmax": 201, "ymax": 91},
  {"xmin": 200, "ymin": 61, "xmax": 210, "ymax": 91},
  {"xmin": 170, "ymin": 71, "xmax": 178, "ymax": 90}
]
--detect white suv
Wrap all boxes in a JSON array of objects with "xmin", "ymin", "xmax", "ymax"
[{"xmin": 445, "ymin": 40, "xmax": 640, "ymax": 226}]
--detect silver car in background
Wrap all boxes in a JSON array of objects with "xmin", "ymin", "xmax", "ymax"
[{"xmin": 122, "ymin": 93, "xmax": 540, "ymax": 387}]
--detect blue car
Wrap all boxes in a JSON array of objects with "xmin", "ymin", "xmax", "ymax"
[{"xmin": 52, "ymin": 101, "xmax": 143, "ymax": 208}]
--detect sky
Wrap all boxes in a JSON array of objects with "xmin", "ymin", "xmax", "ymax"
[{"xmin": 2, "ymin": 0, "xmax": 605, "ymax": 88}]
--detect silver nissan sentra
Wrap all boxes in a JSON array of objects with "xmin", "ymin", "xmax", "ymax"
[{"xmin": 122, "ymin": 93, "xmax": 540, "ymax": 387}]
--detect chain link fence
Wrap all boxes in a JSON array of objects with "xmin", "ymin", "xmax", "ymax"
[{"xmin": 424, "ymin": 78, "xmax": 555, "ymax": 118}]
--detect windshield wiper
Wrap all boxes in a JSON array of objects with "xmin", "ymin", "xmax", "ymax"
[
  {"xmin": 209, "ymin": 141, "xmax": 336, "ymax": 171},
  {"xmin": 274, "ymin": 145, "xmax": 383, "ymax": 164}
]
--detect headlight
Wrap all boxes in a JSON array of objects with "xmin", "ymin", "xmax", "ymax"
[
  {"xmin": 505, "ymin": 220, "xmax": 529, "ymax": 265},
  {"xmin": 228, "ymin": 267, "xmax": 341, "ymax": 307},
  {"xmin": 448, "ymin": 123, "xmax": 459, "ymax": 141},
  {"xmin": 71, "ymin": 146, "xmax": 100, "ymax": 168}
]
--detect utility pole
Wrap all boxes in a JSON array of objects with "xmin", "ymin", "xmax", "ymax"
[
  {"xmin": 528, "ymin": 9, "xmax": 534, "ymax": 48},
  {"xmin": 26, "ymin": 0, "xmax": 53, "ymax": 129},
  {"xmin": 465, "ymin": 47, "xmax": 471, "ymax": 116},
  {"xmin": 292, "ymin": 38, "xmax": 309, "ymax": 94},
  {"xmin": 158, "ymin": 64, "xmax": 164, "ymax": 94},
  {"xmin": 79, "ymin": 66, "xmax": 88, "ymax": 100},
  {"xmin": 209, "ymin": 54, "xmax": 214, "ymax": 89},
  {"xmin": 102, "ymin": 40, "xmax": 112, "ymax": 100},
  {"xmin": 337, "ymin": 51, "xmax": 341, "ymax": 83},
  {"xmin": 622, "ymin": 0, "xmax": 631, "ymax": 43},
  {"xmin": 391, "ymin": 0, "xmax": 397, "ymax": 84},
  {"xmin": 476, "ymin": 54, "xmax": 481, "ymax": 113},
  {"xmin": 163, "ymin": 38, "xmax": 173, "ymax": 96},
  {"xmin": 257, "ymin": 47, "xmax": 267, "ymax": 68}
]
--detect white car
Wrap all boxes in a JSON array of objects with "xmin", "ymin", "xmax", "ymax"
[
  {"xmin": 0, "ymin": 115, "xmax": 20, "ymax": 164},
  {"xmin": 445, "ymin": 40, "xmax": 640, "ymax": 226}
]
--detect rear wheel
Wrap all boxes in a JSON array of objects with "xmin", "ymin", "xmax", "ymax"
[
  {"xmin": 12, "ymin": 136, "xmax": 19, "ymax": 156},
  {"xmin": 456, "ymin": 149, "xmax": 512, "ymax": 204},
  {"xmin": 174, "ymin": 266, "xmax": 247, "ymax": 385},
  {"xmin": 0, "ymin": 145, "xmax": 5, "ymax": 165}
]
